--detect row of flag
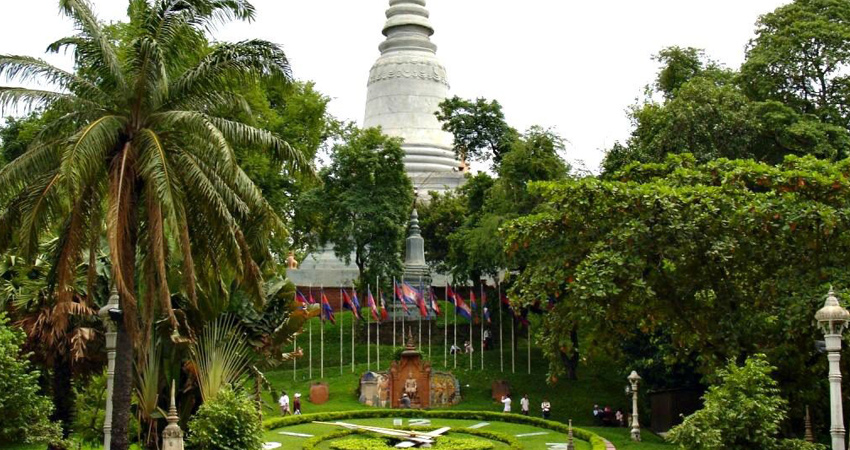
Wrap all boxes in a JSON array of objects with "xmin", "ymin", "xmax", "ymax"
[{"xmin": 296, "ymin": 282, "xmax": 537, "ymax": 326}]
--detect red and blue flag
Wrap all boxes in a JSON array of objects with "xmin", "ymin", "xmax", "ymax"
[{"xmin": 321, "ymin": 291, "xmax": 335, "ymax": 324}]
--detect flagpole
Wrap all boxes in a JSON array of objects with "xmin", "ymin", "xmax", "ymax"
[
  {"xmin": 309, "ymin": 284, "xmax": 313, "ymax": 380},
  {"xmin": 444, "ymin": 283, "xmax": 448, "ymax": 368},
  {"xmin": 377, "ymin": 275, "xmax": 381, "ymax": 369},
  {"xmin": 480, "ymin": 282, "xmax": 485, "ymax": 371},
  {"xmin": 528, "ymin": 321, "xmax": 531, "ymax": 375},
  {"xmin": 351, "ymin": 284, "xmax": 355, "ymax": 373},
  {"xmin": 469, "ymin": 284, "xmax": 473, "ymax": 371},
  {"xmin": 422, "ymin": 276, "xmax": 430, "ymax": 361},
  {"xmin": 339, "ymin": 288, "xmax": 345, "ymax": 375},
  {"xmin": 511, "ymin": 307, "xmax": 516, "ymax": 373},
  {"xmin": 392, "ymin": 277, "xmax": 397, "ymax": 349},
  {"xmin": 367, "ymin": 283, "xmax": 371, "ymax": 371},
  {"xmin": 453, "ymin": 283, "xmax": 458, "ymax": 369},
  {"xmin": 498, "ymin": 280, "xmax": 503, "ymax": 373},
  {"xmin": 294, "ymin": 324, "xmax": 297, "ymax": 380},
  {"xmin": 417, "ymin": 283, "xmax": 422, "ymax": 352},
  {"xmin": 320, "ymin": 286, "xmax": 324, "ymax": 380}
]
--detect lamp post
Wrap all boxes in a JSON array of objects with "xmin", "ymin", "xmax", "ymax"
[
  {"xmin": 816, "ymin": 287, "xmax": 850, "ymax": 450},
  {"xmin": 627, "ymin": 370, "xmax": 642, "ymax": 442},
  {"xmin": 97, "ymin": 287, "xmax": 120, "ymax": 449}
]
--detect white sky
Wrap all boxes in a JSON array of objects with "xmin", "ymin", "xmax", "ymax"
[{"xmin": 0, "ymin": 0, "xmax": 790, "ymax": 171}]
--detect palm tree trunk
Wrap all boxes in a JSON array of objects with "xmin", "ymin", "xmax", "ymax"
[
  {"xmin": 49, "ymin": 357, "xmax": 74, "ymax": 446},
  {"xmin": 110, "ymin": 320, "xmax": 134, "ymax": 450}
]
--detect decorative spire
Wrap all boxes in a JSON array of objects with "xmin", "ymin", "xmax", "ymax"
[
  {"xmin": 567, "ymin": 420, "xmax": 576, "ymax": 450},
  {"xmin": 805, "ymin": 406, "xmax": 815, "ymax": 443},
  {"xmin": 379, "ymin": 0, "xmax": 437, "ymax": 54},
  {"xmin": 162, "ymin": 380, "xmax": 184, "ymax": 449},
  {"xmin": 408, "ymin": 209, "xmax": 421, "ymax": 238}
]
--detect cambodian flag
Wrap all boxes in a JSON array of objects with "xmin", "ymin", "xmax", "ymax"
[
  {"xmin": 394, "ymin": 280, "xmax": 410, "ymax": 315},
  {"xmin": 469, "ymin": 290, "xmax": 478, "ymax": 312},
  {"xmin": 342, "ymin": 289, "xmax": 361, "ymax": 320},
  {"xmin": 403, "ymin": 283, "xmax": 428, "ymax": 317},
  {"xmin": 429, "ymin": 287, "xmax": 441, "ymax": 316},
  {"xmin": 379, "ymin": 293, "xmax": 389, "ymax": 321},
  {"xmin": 295, "ymin": 290, "xmax": 308, "ymax": 308},
  {"xmin": 454, "ymin": 290, "xmax": 473, "ymax": 321},
  {"xmin": 321, "ymin": 291, "xmax": 335, "ymax": 324},
  {"xmin": 308, "ymin": 290, "xmax": 316, "ymax": 305},
  {"xmin": 367, "ymin": 288, "xmax": 379, "ymax": 321}
]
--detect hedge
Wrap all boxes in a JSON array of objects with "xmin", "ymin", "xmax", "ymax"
[{"xmin": 264, "ymin": 409, "xmax": 607, "ymax": 450}]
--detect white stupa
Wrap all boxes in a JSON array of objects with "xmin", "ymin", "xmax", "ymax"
[{"xmin": 364, "ymin": 0, "xmax": 465, "ymax": 194}]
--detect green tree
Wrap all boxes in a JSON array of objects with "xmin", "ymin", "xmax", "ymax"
[
  {"xmin": 0, "ymin": 312, "xmax": 62, "ymax": 445},
  {"xmin": 505, "ymin": 154, "xmax": 850, "ymax": 398},
  {"xmin": 741, "ymin": 0, "xmax": 850, "ymax": 128},
  {"xmin": 604, "ymin": 44, "xmax": 850, "ymax": 173},
  {"xmin": 668, "ymin": 355, "xmax": 824, "ymax": 450},
  {"xmin": 187, "ymin": 385, "xmax": 262, "ymax": 450},
  {"xmin": 303, "ymin": 127, "xmax": 414, "ymax": 286},
  {"xmin": 0, "ymin": 1, "xmax": 308, "ymax": 448},
  {"xmin": 435, "ymin": 96, "xmax": 518, "ymax": 167}
]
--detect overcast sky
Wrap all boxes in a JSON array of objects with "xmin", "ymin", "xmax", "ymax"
[{"xmin": 0, "ymin": 0, "xmax": 790, "ymax": 171}]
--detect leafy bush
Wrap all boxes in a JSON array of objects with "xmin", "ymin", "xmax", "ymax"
[
  {"xmin": 668, "ymin": 355, "xmax": 826, "ymax": 450},
  {"xmin": 187, "ymin": 386, "xmax": 262, "ymax": 450},
  {"xmin": 0, "ymin": 312, "xmax": 61, "ymax": 445}
]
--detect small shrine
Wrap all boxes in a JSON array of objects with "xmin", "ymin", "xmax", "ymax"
[{"xmin": 359, "ymin": 331, "xmax": 460, "ymax": 409}]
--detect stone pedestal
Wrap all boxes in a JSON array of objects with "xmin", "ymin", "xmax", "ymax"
[
  {"xmin": 491, "ymin": 380, "xmax": 511, "ymax": 401},
  {"xmin": 309, "ymin": 383, "xmax": 329, "ymax": 405}
]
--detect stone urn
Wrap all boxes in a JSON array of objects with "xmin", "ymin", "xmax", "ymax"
[
  {"xmin": 491, "ymin": 380, "xmax": 511, "ymax": 401},
  {"xmin": 309, "ymin": 383, "xmax": 329, "ymax": 405}
]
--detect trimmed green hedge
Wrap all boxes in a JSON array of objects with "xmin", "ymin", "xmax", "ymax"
[{"xmin": 264, "ymin": 409, "xmax": 607, "ymax": 450}]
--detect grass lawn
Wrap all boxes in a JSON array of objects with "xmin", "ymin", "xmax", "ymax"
[{"xmin": 587, "ymin": 427, "xmax": 673, "ymax": 450}]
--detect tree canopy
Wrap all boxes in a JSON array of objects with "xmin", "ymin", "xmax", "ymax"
[
  {"xmin": 299, "ymin": 126, "xmax": 414, "ymax": 286},
  {"xmin": 505, "ymin": 154, "xmax": 850, "ymax": 403}
]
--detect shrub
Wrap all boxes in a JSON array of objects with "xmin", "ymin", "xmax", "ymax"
[
  {"xmin": 187, "ymin": 386, "xmax": 262, "ymax": 450},
  {"xmin": 668, "ymin": 355, "xmax": 826, "ymax": 450},
  {"xmin": 0, "ymin": 312, "xmax": 61, "ymax": 445}
]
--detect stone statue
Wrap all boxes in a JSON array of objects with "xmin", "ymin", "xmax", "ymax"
[
  {"xmin": 286, "ymin": 252, "xmax": 298, "ymax": 269},
  {"xmin": 404, "ymin": 372, "xmax": 418, "ymax": 401}
]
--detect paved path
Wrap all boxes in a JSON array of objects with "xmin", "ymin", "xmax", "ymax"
[{"xmin": 603, "ymin": 438, "xmax": 616, "ymax": 449}]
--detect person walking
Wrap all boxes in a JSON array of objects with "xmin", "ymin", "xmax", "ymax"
[
  {"xmin": 279, "ymin": 391, "xmax": 290, "ymax": 416},
  {"xmin": 520, "ymin": 394, "xmax": 530, "ymax": 416},
  {"xmin": 501, "ymin": 394, "xmax": 512, "ymax": 413},
  {"xmin": 541, "ymin": 398, "xmax": 552, "ymax": 420},
  {"xmin": 293, "ymin": 393, "xmax": 302, "ymax": 415}
]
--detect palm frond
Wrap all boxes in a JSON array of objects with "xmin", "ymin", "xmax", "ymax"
[
  {"xmin": 61, "ymin": 115, "xmax": 125, "ymax": 192},
  {"xmin": 190, "ymin": 314, "xmax": 253, "ymax": 402},
  {"xmin": 58, "ymin": 0, "xmax": 126, "ymax": 90},
  {"xmin": 0, "ymin": 87, "xmax": 73, "ymax": 114},
  {"xmin": 0, "ymin": 54, "xmax": 111, "ymax": 104},
  {"xmin": 134, "ymin": 338, "xmax": 161, "ymax": 421}
]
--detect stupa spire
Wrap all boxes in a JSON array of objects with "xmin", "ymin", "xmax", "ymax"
[{"xmin": 380, "ymin": 0, "xmax": 436, "ymax": 54}]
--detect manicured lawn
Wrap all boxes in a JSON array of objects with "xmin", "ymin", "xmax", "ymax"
[
  {"xmin": 265, "ymin": 417, "xmax": 593, "ymax": 450},
  {"xmin": 587, "ymin": 427, "xmax": 673, "ymax": 450}
]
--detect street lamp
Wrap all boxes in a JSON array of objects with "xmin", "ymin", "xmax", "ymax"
[
  {"xmin": 627, "ymin": 370, "xmax": 642, "ymax": 442},
  {"xmin": 97, "ymin": 287, "xmax": 120, "ymax": 450},
  {"xmin": 816, "ymin": 287, "xmax": 850, "ymax": 450}
]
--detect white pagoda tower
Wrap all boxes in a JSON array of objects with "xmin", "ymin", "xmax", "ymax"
[{"xmin": 363, "ymin": 0, "xmax": 464, "ymax": 194}]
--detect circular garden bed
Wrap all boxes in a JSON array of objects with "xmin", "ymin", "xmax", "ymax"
[{"xmin": 264, "ymin": 410, "xmax": 608, "ymax": 450}]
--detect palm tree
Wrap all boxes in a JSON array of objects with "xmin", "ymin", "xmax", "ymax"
[{"xmin": 0, "ymin": 1, "xmax": 308, "ymax": 448}]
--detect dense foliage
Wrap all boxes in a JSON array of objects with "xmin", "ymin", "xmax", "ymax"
[
  {"xmin": 604, "ymin": 0, "xmax": 850, "ymax": 173},
  {"xmin": 0, "ymin": 312, "xmax": 61, "ymax": 445},
  {"xmin": 298, "ymin": 126, "xmax": 414, "ymax": 286},
  {"xmin": 0, "ymin": 1, "xmax": 310, "ymax": 447},
  {"xmin": 505, "ymin": 154, "xmax": 850, "ymax": 404},
  {"xmin": 435, "ymin": 96, "xmax": 518, "ymax": 168},
  {"xmin": 186, "ymin": 386, "xmax": 262, "ymax": 450},
  {"xmin": 668, "ymin": 355, "xmax": 824, "ymax": 450}
]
